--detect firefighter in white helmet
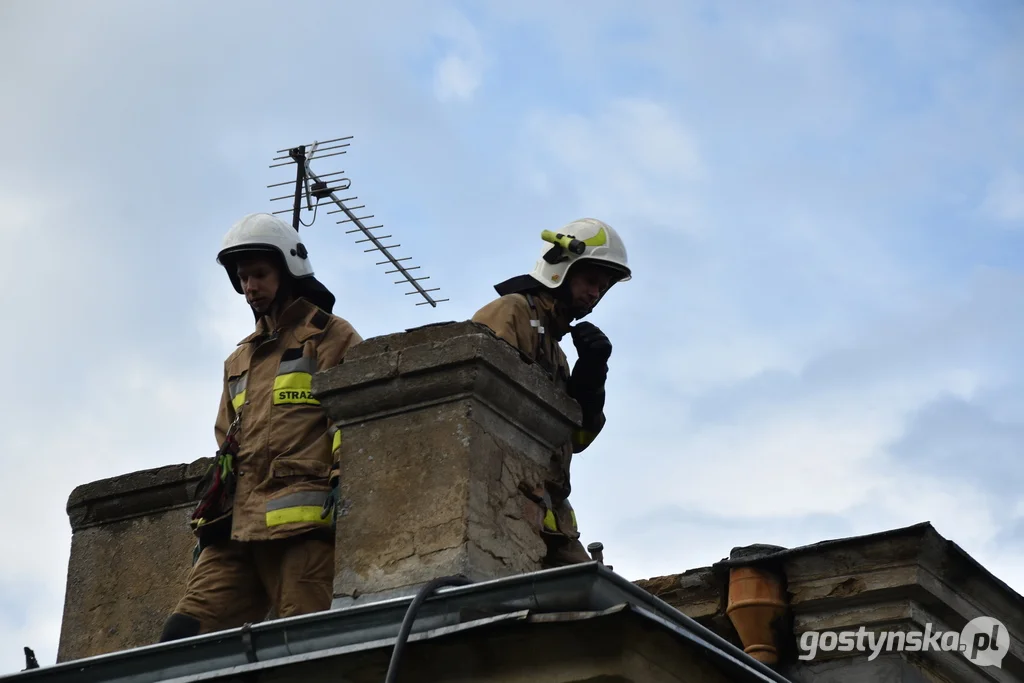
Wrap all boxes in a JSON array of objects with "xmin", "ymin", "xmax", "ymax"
[
  {"xmin": 159, "ymin": 213, "xmax": 362, "ymax": 641},
  {"xmin": 472, "ymin": 218, "xmax": 630, "ymax": 566}
]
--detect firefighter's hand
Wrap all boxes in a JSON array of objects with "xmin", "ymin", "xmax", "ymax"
[
  {"xmin": 570, "ymin": 323, "xmax": 610, "ymax": 394},
  {"xmin": 321, "ymin": 477, "xmax": 340, "ymax": 523},
  {"xmin": 571, "ymin": 322, "xmax": 612, "ymax": 363}
]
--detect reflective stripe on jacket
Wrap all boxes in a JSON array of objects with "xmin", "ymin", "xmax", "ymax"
[{"xmin": 217, "ymin": 297, "xmax": 362, "ymax": 542}]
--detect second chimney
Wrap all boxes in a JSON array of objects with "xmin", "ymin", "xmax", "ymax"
[{"xmin": 313, "ymin": 321, "xmax": 582, "ymax": 606}]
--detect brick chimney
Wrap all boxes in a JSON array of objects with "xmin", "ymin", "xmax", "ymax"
[
  {"xmin": 57, "ymin": 460, "xmax": 211, "ymax": 662},
  {"xmin": 313, "ymin": 321, "xmax": 583, "ymax": 606}
]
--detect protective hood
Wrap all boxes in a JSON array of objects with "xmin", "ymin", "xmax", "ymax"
[
  {"xmin": 293, "ymin": 275, "xmax": 336, "ymax": 314},
  {"xmin": 493, "ymin": 274, "xmax": 539, "ymax": 298}
]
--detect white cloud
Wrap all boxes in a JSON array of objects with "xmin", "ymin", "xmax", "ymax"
[
  {"xmin": 596, "ymin": 363, "xmax": 979, "ymax": 520},
  {"xmin": 431, "ymin": 11, "xmax": 486, "ymax": 103},
  {"xmin": 523, "ymin": 98, "xmax": 705, "ymax": 232},
  {"xmin": 570, "ymin": 282, "xmax": 1022, "ymax": 588},
  {"xmin": 434, "ymin": 55, "xmax": 483, "ymax": 103}
]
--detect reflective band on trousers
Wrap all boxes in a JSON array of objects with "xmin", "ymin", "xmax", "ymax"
[
  {"xmin": 541, "ymin": 490, "xmax": 558, "ymax": 532},
  {"xmin": 544, "ymin": 510, "xmax": 558, "ymax": 531},
  {"xmin": 572, "ymin": 428, "xmax": 597, "ymax": 448},
  {"xmin": 541, "ymin": 495, "xmax": 577, "ymax": 533},
  {"xmin": 265, "ymin": 491, "xmax": 330, "ymax": 527},
  {"xmin": 274, "ymin": 356, "xmax": 320, "ymax": 406},
  {"xmin": 229, "ymin": 374, "xmax": 248, "ymax": 411}
]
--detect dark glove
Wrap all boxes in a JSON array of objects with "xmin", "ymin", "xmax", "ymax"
[
  {"xmin": 574, "ymin": 390, "xmax": 606, "ymax": 433},
  {"xmin": 569, "ymin": 322, "xmax": 611, "ymax": 394},
  {"xmin": 570, "ymin": 322, "xmax": 612, "ymax": 363},
  {"xmin": 321, "ymin": 475, "xmax": 340, "ymax": 525}
]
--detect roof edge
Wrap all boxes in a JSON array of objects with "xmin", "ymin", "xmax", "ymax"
[{"xmin": 3, "ymin": 564, "xmax": 789, "ymax": 683}]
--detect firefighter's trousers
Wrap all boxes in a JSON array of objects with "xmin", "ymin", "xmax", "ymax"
[
  {"xmin": 545, "ymin": 535, "xmax": 593, "ymax": 566},
  {"xmin": 168, "ymin": 533, "xmax": 334, "ymax": 636},
  {"xmin": 540, "ymin": 496, "xmax": 594, "ymax": 567}
]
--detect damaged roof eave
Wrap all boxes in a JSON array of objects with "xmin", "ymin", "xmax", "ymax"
[{"xmin": 2, "ymin": 563, "xmax": 791, "ymax": 683}]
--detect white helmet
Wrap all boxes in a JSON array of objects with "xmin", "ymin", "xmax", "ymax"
[
  {"xmin": 492, "ymin": 218, "xmax": 631, "ymax": 319},
  {"xmin": 217, "ymin": 213, "xmax": 315, "ymax": 294},
  {"xmin": 528, "ymin": 217, "xmax": 631, "ymax": 289}
]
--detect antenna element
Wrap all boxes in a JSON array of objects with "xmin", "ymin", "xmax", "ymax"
[{"xmin": 267, "ymin": 136, "xmax": 448, "ymax": 307}]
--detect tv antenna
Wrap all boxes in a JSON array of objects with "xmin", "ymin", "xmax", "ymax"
[{"xmin": 267, "ymin": 135, "xmax": 447, "ymax": 307}]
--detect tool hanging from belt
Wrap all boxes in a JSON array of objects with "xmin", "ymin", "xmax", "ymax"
[{"xmin": 190, "ymin": 410, "xmax": 243, "ymax": 539}]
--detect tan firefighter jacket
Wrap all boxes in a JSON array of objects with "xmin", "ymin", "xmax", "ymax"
[
  {"xmin": 214, "ymin": 297, "xmax": 362, "ymax": 542},
  {"xmin": 471, "ymin": 291, "xmax": 606, "ymax": 505}
]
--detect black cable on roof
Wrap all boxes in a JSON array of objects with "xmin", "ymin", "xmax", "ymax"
[{"xmin": 383, "ymin": 576, "xmax": 474, "ymax": 683}]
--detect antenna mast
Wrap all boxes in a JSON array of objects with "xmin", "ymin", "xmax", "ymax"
[{"xmin": 267, "ymin": 136, "xmax": 447, "ymax": 307}]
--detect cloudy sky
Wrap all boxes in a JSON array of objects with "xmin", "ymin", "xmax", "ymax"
[{"xmin": 2, "ymin": 0, "xmax": 1023, "ymax": 672}]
